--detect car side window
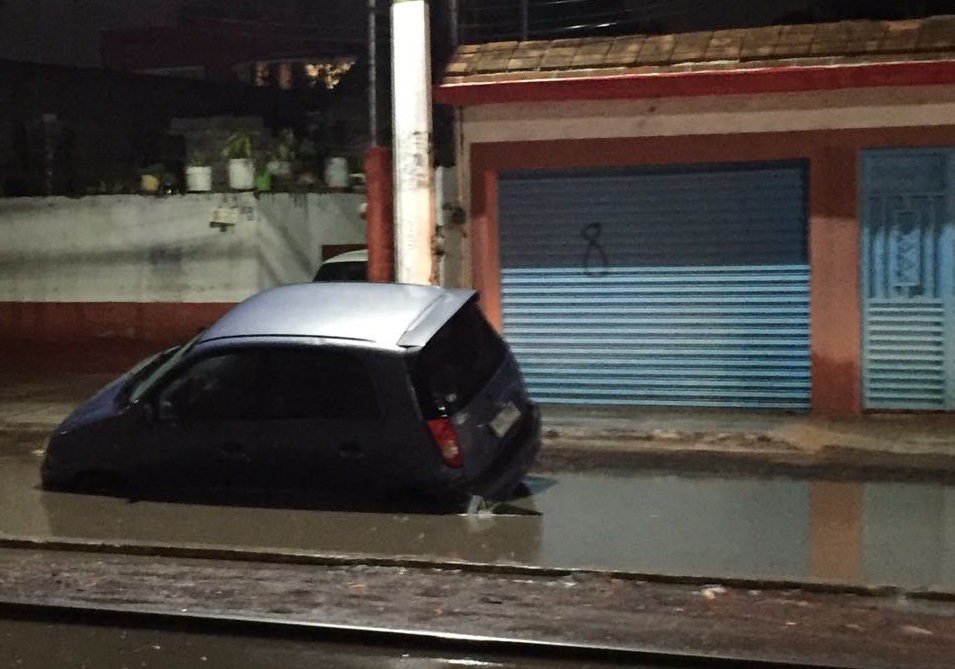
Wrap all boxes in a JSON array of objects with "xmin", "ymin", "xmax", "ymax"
[
  {"xmin": 260, "ymin": 348, "xmax": 379, "ymax": 420},
  {"xmin": 157, "ymin": 352, "xmax": 259, "ymax": 422}
]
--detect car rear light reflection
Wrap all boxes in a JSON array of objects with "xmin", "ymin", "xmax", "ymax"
[{"xmin": 427, "ymin": 417, "xmax": 463, "ymax": 468}]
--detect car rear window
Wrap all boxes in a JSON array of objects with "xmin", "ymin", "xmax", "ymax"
[{"xmin": 409, "ymin": 303, "xmax": 507, "ymax": 419}]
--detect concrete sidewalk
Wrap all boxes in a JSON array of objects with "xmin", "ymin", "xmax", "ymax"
[{"xmin": 3, "ymin": 373, "xmax": 955, "ymax": 477}]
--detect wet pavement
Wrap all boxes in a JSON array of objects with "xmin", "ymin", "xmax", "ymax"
[
  {"xmin": 3, "ymin": 547, "xmax": 954, "ymax": 669},
  {"xmin": 2, "ymin": 618, "xmax": 632, "ymax": 669},
  {"xmin": 1, "ymin": 439, "xmax": 953, "ymax": 592},
  {"xmin": 1, "ymin": 373, "xmax": 954, "ymax": 593},
  {"xmin": 2, "ymin": 373, "xmax": 955, "ymax": 669}
]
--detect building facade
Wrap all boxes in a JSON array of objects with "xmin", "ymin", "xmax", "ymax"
[{"xmin": 435, "ymin": 16, "xmax": 955, "ymax": 416}]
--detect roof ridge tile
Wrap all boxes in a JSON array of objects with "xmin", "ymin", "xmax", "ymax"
[{"xmin": 442, "ymin": 15, "xmax": 955, "ymax": 84}]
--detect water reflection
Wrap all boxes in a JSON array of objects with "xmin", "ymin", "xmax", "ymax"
[
  {"xmin": 37, "ymin": 486, "xmax": 545, "ymax": 566},
  {"xmin": 525, "ymin": 473, "xmax": 955, "ymax": 589},
  {"xmin": 1, "ymin": 451, "xmax": 953, "ymax": 589},
  {"xmin": 529, "ymin": 474, "xmax": 809, "ymax": 577}
]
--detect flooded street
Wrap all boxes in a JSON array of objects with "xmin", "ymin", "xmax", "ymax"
[{"xmin": 1, "ymin": 443, "xmax": 953, "ymax": 589}]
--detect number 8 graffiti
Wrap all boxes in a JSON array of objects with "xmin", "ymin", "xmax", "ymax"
[{"xmin": 581, "ymin": 222, "xmax": 609, "ymax": 277}]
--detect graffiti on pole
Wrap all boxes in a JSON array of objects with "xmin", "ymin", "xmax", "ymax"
[{"xmin": 397, "ymin": 130, "xmax": 432, "ymax": 192}]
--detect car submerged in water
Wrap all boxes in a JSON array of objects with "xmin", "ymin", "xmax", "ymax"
[{"xmin": 41, "ymin": 283, "xmax": 540, "ymax": 508}]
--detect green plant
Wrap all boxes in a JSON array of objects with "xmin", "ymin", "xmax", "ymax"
[
  {"xmin": 222, "ymin": 132, "xmax": 253, "ymax": 160},
  {"xmin": 271, "ymin": 128, "xmax": 297, "ymax": 162},
  {"xmin": 139, "ymin": 162, "xmax": 165, "ymax": 176},
  {"xmin": 296, "ymin": 138, "xmax": 318, "ymax": 167},
  {"xmin": 187, "ymin": 151, "xmax": 209, "ymax": 167}
]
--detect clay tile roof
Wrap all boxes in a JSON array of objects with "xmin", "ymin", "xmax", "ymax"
[{"xmin": 440, "ymin": 15, "xmax": 955, "ymax": 86}]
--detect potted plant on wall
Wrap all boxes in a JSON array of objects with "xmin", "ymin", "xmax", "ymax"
[
  {"xmin": 222, "ymin": 131, "xmax": 255, "ymax": 191},
  {"xmin": 185, "ymin": 151, "xmax": 213, "ymax": 192},
  {"xmin": 267, "ymin": 128, "xmax": 296, "ymax": 180},
  {"xmin": 324, "ymin": 153, "xmax": 351, "ymax": 190},
  {"xmin": 139, "ymin": 163, "xmax": 164, "ymax": 194}
]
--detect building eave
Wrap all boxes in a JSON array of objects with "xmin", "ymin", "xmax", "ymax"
[{"xmin": 434, "ymin": 59, "xmax": 955, "ymax": 106}]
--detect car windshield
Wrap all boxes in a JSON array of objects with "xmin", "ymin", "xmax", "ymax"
[
  {"xmin": 409, "ymin": 302, "xmax": 506, "ymax": 418},
  {"xmin": 125, "ymin": 331, "xmax": 204, "ymax": 404}
]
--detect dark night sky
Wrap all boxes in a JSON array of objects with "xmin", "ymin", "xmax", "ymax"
[
  {"xmin": 0, "ymin": 0, "xmax": 914, "ymax": 69},
  {"xmin": 0, "ymin": 0, "xmax": 182, "ymax": 67},
  {"xmin": 619, "ymin": 0, "xmax": 816, "ymax": 32}
]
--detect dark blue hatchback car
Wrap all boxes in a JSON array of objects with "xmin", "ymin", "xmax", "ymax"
[{"xmin": 41, "ymin": 283, "xmax": 540, "ymax": 506}]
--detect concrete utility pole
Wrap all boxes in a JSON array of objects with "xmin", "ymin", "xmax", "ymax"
[{"xmin": 391, "ymin": 0, "xmax": 436, "ymax": 285}]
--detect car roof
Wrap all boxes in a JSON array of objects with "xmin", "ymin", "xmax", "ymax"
[
  {"xmin": 197, "ymin": 282, "xmax": 477, "ymax": 349},
  {"xmin": 322, "ymin": 249, "xmax": 367, "ymax": 264}
]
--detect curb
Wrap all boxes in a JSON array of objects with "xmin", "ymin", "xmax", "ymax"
[
  {"xmin": 535, "ymin": 445, "xmax": 955, "ymax": 482},
  {"xmin": 2, "ymin": 535, "xmax": 953, "ymax": 603},
  {"xmin": 0, "ymin": 424, "xmax": 54, "ymax": 435}
]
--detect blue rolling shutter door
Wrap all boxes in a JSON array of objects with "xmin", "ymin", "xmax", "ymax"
[{"xmin": 498, "ymin": 163, "xmax": 810, "ymax": 410}]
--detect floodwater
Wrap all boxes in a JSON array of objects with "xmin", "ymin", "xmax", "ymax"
[
  {"xmin": 0, "ymin": 618, "xmax": 632, "ymax": 669},
  {"xmin": 1, "ymin": 444, "xmax": 953, "ymax": 589}
]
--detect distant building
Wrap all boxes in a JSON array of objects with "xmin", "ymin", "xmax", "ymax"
[{"xmin": 100, "ymin": 0, "xmax": 365, "ymax": 90}]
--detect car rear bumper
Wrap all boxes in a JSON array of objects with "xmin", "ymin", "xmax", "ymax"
[{"xmin": 462, "ymin": 401, "xmax": 541, "ymax": 501}]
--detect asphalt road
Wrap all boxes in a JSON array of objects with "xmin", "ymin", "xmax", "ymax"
[
  {"xmin": 0, "ymin": 617, "xmax": 637, "ymax": 669},
  {"xmin": 0, "ymin": 548, "xmax": 953, "ymax": 669}
]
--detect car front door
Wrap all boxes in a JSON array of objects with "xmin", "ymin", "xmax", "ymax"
[
  {"xmin": 127, "ymin": 349, "xmax": 265, "ymax": 498},
  {"xmin": 251, "ymin": 346, "xmax": 387, "ymax": 503}
]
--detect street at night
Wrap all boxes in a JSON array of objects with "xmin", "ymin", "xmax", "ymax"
[{"xmin": 3, "ymin": 1, "xmax": 955, "ymax": 667}]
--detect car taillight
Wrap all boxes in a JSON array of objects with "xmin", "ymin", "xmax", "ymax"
[{"xmin": 427, "ymin": 417, "xmax": 463, "ymax": 468}]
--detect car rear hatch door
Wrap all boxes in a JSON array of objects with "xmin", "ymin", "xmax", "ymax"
[{"xmin": 409, "ymin": 301, "xmax": 535, "ymax": 482}]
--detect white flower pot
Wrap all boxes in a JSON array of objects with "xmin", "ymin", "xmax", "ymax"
[
  {"xmin": 324, "ymin": 157, "xmax": 350, "ymax": 189},
  {"xmin": 227, "ymin": 158, "xmax": 255, "ymax": 191},
  {"xmin": 185, "ymin": 165, "xmax": 213, "ymax": 192}
]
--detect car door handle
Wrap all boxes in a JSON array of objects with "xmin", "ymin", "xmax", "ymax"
[{"xmin": 339, "ymin": 441, "xmax": 362, "ymax": 459}]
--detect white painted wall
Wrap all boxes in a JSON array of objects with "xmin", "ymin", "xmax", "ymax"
[
  {"xmin": 255, "ymin": 193, "xmax": 367, "ymax": 288},
  {"xmin": 0, "ymin": 192, "xmax": 366, "ymax": 303},
  {"xmin": 461, "ymin": 85, "xmax": 955, "ymax": 145}
]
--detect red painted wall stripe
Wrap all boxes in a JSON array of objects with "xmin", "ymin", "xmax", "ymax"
[
  {"xmin": 0, "ymin": 302, "xmax": 236, "ymax": 373},
  {"xmin": 0, "ymin": 302, "xmax": 233, "ymax": 342},
  {"xmin": 435, "ymin": 60, "xmax": 955, "ymax": 106}
]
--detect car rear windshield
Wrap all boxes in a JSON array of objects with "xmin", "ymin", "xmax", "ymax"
[{"xmin": 409, "ymin": 302, "xmax": 507, "ymax": 419}]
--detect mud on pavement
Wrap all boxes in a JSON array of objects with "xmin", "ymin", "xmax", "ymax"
[{"xmin": 0, "ymin": 547, "xmax": 953, "ymax": 669}]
